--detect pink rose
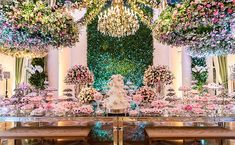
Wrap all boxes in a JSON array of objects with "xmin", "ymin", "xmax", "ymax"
[
  {"xmin": 94, "ymin": 92, "xmax": 103, "ymax": 101},
  {"xmin": 228, "ymin": 9, "xmax": 233, "ymax": 14},
  {"xmin": 212, "ymin": 18, "xmax": 219, "ymax": 23},
  {"xmin": 184, "ymin": 105, "xmax": 193, "ymax": 111},
  {"xmin": 197, "ymin": 5, "xmax": 203, "ymax": 11},
  {"xmin": 133, "ymin": 94, "xmax": 143, "ymax": 105},
  {"xmin": 218, "ymin": 2, "xmax": 224, "ymax": 8},
  {"xmin": 213, "ymin": 10, "xmax": 219, "ymax": 16},
  {"xmin": 220, "ymin": 14, "xmax": 225, "ymax": 18},
  {"xmin": 206, "ymin": 4, "xmax": 211, "ymax": 8}
]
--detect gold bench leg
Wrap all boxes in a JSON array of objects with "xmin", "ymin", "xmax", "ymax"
[
  {"xmin": 149, "ymin": 140, "xmax": 152, "ymax": 145},
  {"xmin": 183, "ymin": 139, "xmax": 186, "ymax": 145},
  {"xmin": 219, "ymin": 139, "xmax": 223, "ymax": 145}
]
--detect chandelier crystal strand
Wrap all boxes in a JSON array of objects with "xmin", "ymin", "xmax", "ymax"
[{"xmin": 97, "ymin": 0, "xmax": 139, "ymax": 37}]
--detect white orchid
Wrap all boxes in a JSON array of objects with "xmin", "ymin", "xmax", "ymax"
[
  {"xmin": 27, "ymin": 65, "xmax": 36, "ymax": 74},
  {"xmin": 192, "ymin": 65, "xmax": 207, "ymax": 73},
  {"xmin": 35, "ymin": 65, "xmax": 43, "ymax": 73},
  {"xmin": 27, "ymin": 65, "xmax": 43, "ymax": 74}
]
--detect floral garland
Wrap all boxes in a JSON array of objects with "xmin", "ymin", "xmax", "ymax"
[
  {"xmin": 0, "ymin": 0, "xmax": 79, "ymax": 57},
  {"xmin": 143, "ymin": 65, "xmax": 174, "ymax": 86},
  {"xmin": 154, "ymin": 0, "xmax": 235, "ymax": 57},
  {"xmin": 64, "ymin": 65, "xmax": 94, "ymax": 85},
  {"xmin": 79, "ymin": 87, "xmax": 97, "ymax": 104}
]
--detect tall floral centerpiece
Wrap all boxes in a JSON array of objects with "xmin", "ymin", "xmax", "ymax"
[
  {"xmin": 143, "ymin": 65, "xmax": 174, "ymax": 96},
  {"xmin": 64, "ymin": 65, "xmax": 94, "ymax": 98}
]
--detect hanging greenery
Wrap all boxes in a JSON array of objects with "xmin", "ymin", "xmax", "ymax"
[
  {"xmin": 154, "ymin": 0, "xmax": 235, "ymax": 57},
  {"xmin": 88, "ymin": 18, "xmax": 153, "ymax": 90},
  {"xmin": 28, "ymin": 58, "xmax": 47, "ymax": 89},
  {"xmin": 191, "ymin": 57, "xmax": 208, "ymax": 90}
]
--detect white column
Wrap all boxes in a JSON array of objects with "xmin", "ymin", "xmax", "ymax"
[
  {"xmin": 181, "ymin": 48, "xmax": 192, "ymax": 86},
  {"xmin": 227, "ymin": 54, "xmax": 235, "ymax": 92},
  {"xmin": 47, "ymin": 49, "xmax": 59, "ymax": 96},
  {"xmin": 153, "ymin": 41, "xmax": 170, "ymax": 66},
  {"xmin": 206, "ymin": 57, "xmax": 214, "ymax": 84},
  {"xmin": 58, "ymin": 47, "xmax": 72, "ymax": 96},
  {"xmin": 169, "ymin": 47, "xmax": 183, "ymax": 97},
  {"xmin": 71, "ymin": 26, "xmax": 87, "ymax": 66}
]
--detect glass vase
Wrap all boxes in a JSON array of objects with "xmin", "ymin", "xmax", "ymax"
[
  {"xmin": 74, "ymin": 84, "xmax": 84, "ymax": 98},
  {"xmin": 155, "ymin": 82, "xmax": 165, "ymax": 97}
]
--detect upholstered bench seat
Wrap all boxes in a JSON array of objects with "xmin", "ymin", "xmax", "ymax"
[
  {"xmin": 145, "ymin": 127, "xmax": 235, "ymax": 145},
  {"xmin": 0, "ymin": 126, "xmax": 91, "ymax": 145}
]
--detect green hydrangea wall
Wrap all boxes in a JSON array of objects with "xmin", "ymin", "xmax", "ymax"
[{"xmin": 87, "ymin": 19, "xmax": 153, "ymax": 90}]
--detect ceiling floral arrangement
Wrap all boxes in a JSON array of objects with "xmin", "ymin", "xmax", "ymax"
[
  {"xmin": 68, "ymin": 0, "xmax": 162, "ymax": 37},
  {"xmin": 0, "ymin": 0, "xmax": 79, "ymax": 58},
  {"xmin": 0, "ymin": 10, "xmax": 48, "ymax": 58},
  {"xmin": 154, "ymin": 0, "xmax": 235, "ymax": 57}
]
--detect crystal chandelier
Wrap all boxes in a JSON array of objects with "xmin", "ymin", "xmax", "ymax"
[
  {"xmin": 59, "ymin": 0, "xmax": 163, "ymax": 37},
  {"xmin": 97, "ymin": 0, "xmax": 139, "ymax": 37}
]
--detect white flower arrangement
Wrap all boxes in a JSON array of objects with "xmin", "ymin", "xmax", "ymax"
[{"xmin": 192, "ymin": 65, "xmax": 207, "ymax": 73}]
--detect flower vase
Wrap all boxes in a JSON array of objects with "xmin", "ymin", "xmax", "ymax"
[
  {"xmin": 95, "ymin": 101, "xmax": 104, "ymax": 116},
  {"xmin": 96, "ymin": 101, "xmax": 101, "ymax": 111},
  {"xmin": 155, "ymin": 82, "xmax": 165, "ymax": 97},
  {"xmin": 136, "ymin": 104, "xmax": 141, "ymax": 117},
  {"xmin": 74, "ymin": 84, "xmax": 84, "ymax": 98}
]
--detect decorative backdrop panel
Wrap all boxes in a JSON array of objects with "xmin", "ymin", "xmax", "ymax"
[{"xmin": 88, "ymin": 19, "xmax": 153, "ymax": 90}]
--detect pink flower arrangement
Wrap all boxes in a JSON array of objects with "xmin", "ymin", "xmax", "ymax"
[
  {"xmin": 94, "ymin": 92, "xmax": 103, "ymax": 101},
  {"xmin": 77, "ymin": 105, "xmax": 94, "ymax": 115},
  {"xmin": 206, "ymin": 104, "xmax": 218, "ymax": 110},
  {"xmin": 143, "ymin": 65, "xmax": 174, "ymax": 86},
  {"xmin": 21, "ymin": 104, "xmax": 34, "ymax": 111},
  {"xmin": 192, "ymin": 103, "xmax": 203, "ymax": 109},
  {"xmin": 30, "ymin": 96, "xmax": 43, "ymax": 102},
  {"xmin": 136, "ymin": 86, "xmax": 155, "ymax": 105},
  {"xmin": 64, "ymin": 65, "xmax": 94, "ymax": 85},
  {"xmin": 193, "ymin": 108, "xmax": 204, "ymax": 115},
  {"xmin": 140, "ymin": 108, "xmax": 163, "ymax": 116},
  {"xmin": 151, "ymin": 100, "xmax": 169, "ymax": 109},
  {"xmin": 129, "ymin": 110, "xmax": 139, "ymax": 116},
  {"xmin": 43, "ymin": 103, "xmax": 54, "ymax": 111},
  {"xmin": 132, "ymin": 94, "xmax": 143, "ymax": 105},
  {"xmin": 79, "ymin": 87, "xmax": 97, "ymax": 104},
  {"xmin": 170, "ymin": 106, "xmax": 183, "ymax": 115}
]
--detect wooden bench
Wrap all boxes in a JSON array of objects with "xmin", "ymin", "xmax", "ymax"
[
  {"xmin": 0, "ymin": 126, "xmax": 91, "ymax": 145},
  {"xmin": 145, "ymin": 126, "xmax": 235, "ymax": 145}
]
